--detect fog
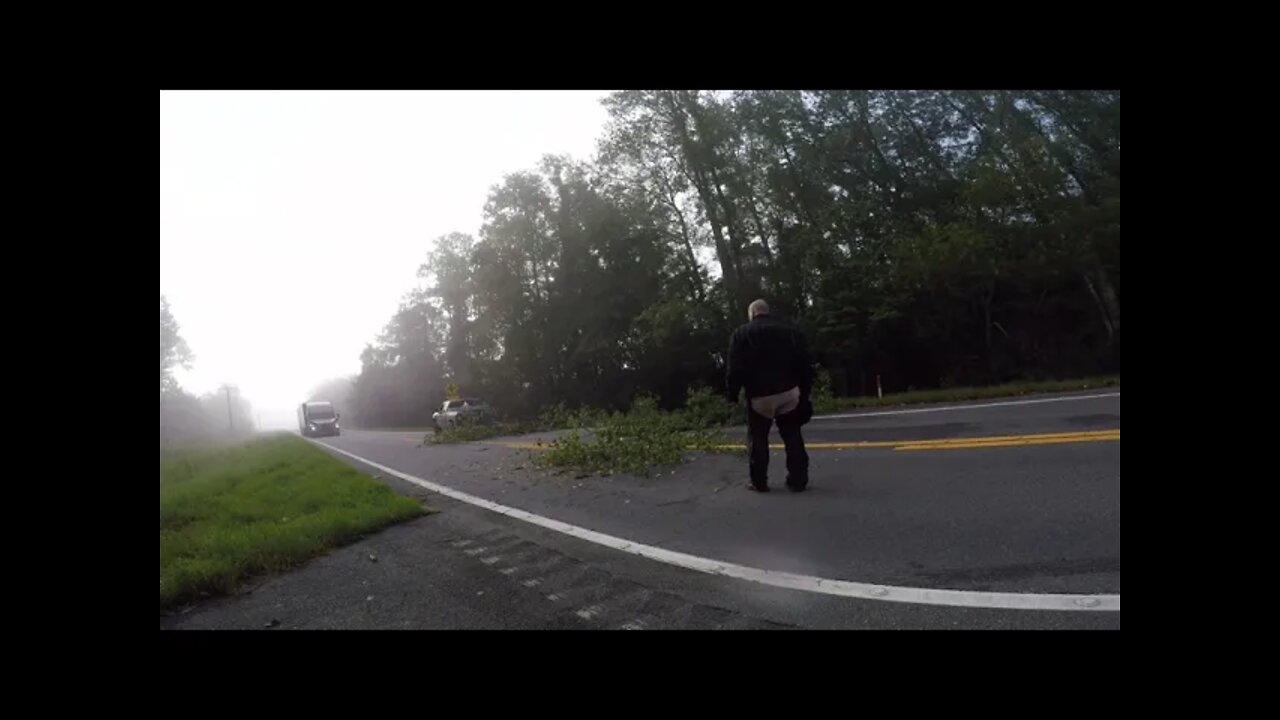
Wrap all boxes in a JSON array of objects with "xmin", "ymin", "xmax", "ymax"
[{"xmin": 160, "ymin": 90, "xmax": 611, "ymax": 430}]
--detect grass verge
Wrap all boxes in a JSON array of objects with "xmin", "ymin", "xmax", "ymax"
[{"xmin": 159, "ymin": 433, "xmax": 428, "ymax": 611}]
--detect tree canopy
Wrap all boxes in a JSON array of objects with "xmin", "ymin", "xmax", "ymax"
[{"xmin": 346, "ymin": 90, "xmax": 1120, "ymax": 427}]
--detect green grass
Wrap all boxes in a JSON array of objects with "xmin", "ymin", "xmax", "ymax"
[{"xmin": 159, "ymin": 434, "xmax": 428, "ymax": 611}]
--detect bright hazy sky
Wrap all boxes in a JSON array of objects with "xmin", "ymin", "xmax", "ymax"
[{"xmin": 160, "ymin": 90, "xmax": 613, "ymax": 429}]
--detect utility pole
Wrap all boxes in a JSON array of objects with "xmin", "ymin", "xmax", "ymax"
[{"xmin": 221, "ymin": 384, "xmax": 236, "ymax": 433}]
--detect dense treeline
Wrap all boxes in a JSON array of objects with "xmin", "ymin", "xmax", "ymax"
[
  {"xmin": 344, "ymin": 90, "xmax": 1119, "ymax": 427},
  {"xmin": 160, "ymin": 295, "xmax": 255, "ymax": 444}
]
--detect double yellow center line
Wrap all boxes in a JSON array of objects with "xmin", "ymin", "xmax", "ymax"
[
  {"xmin": 495, "ymin": 428, "xmax": 1119, "ymax": 452},
  {"xmin": 783, "ymin": 429, "xmax": 1120, "ymax": 452}
]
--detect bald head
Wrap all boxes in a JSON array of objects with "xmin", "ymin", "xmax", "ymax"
[{"xmin": 748, "ymin": 299, "xmax": 770, "ymax": 320}]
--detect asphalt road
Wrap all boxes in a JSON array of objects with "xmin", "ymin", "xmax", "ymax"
[
  {"xmin": 789, "ymin": 391, "xmax": 1120, "ymax": 446},
  {"xmin": 165, "ymin": 391, "xmax": 1119, "ymax": 630}
]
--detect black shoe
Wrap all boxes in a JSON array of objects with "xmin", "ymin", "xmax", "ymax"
[
  {"xmin": 785, "ymin": 476, "xmax": 808, "ymax": 493},
  {"xmin": 748, "ymin": 481, "xmax": 770, "ymax": 492}
]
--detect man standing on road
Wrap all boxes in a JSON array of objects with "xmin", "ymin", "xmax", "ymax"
[{"xmin": 726, "ymin": 299, "xmax": 814, "ymax": 493}]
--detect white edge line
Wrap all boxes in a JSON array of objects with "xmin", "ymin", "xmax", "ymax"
[
  {"xmin": 311, "ymin": 440, "xmax": 1119, "ymax": 613},
  {"xmin": 812, "ymin": 392, "xmax": 1120, "ymax": 421}
]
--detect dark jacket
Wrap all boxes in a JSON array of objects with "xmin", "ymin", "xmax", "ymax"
[{"xmin": 726, "ymin": 313, "xmax": 814, "ymax": 402}]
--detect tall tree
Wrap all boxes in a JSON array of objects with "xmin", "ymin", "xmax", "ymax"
[
  {"xmin": 160, "ymin": 294, "xmax": 193, "ymax": 396},
  {"xmin": 350, "ymin": 90, "xmax": 1121, "ymax": 418}
]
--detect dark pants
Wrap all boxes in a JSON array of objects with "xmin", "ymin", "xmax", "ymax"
[{"xmin": 747, "ymin": 405, "xmax": 809, "ymax": 488}]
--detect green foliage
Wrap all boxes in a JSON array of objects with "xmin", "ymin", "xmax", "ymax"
[
  {"xmin": 811, "ymin": 367, "xmax": 839, "ymax": 414},
  {"xmin": 350, "ymin": 91, "xmax": 1120, "ymax": 427},
  {"xmin": 426, "ymin": 418, "xmax": 531, "ymax": 445},
  {"xmin": 536, "ymin": 389, "xmax": 734, "ymax": 476},
  {"xmin": 536, "ymin": 375, "xmax": 1118, "ymax": 476},
  {"xmin": 160, "ymin": 294, "xmax": 193, "ymax": 396}
]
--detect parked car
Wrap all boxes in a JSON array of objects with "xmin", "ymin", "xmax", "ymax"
[{"xmin": 432, "ymin": 398, "xmax": 492, "ymax": 429}]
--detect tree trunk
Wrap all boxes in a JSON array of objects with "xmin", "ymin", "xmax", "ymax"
[{"xmin": 1083, "ymin": 269, "xmax": 1120, "ymax": 343}]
